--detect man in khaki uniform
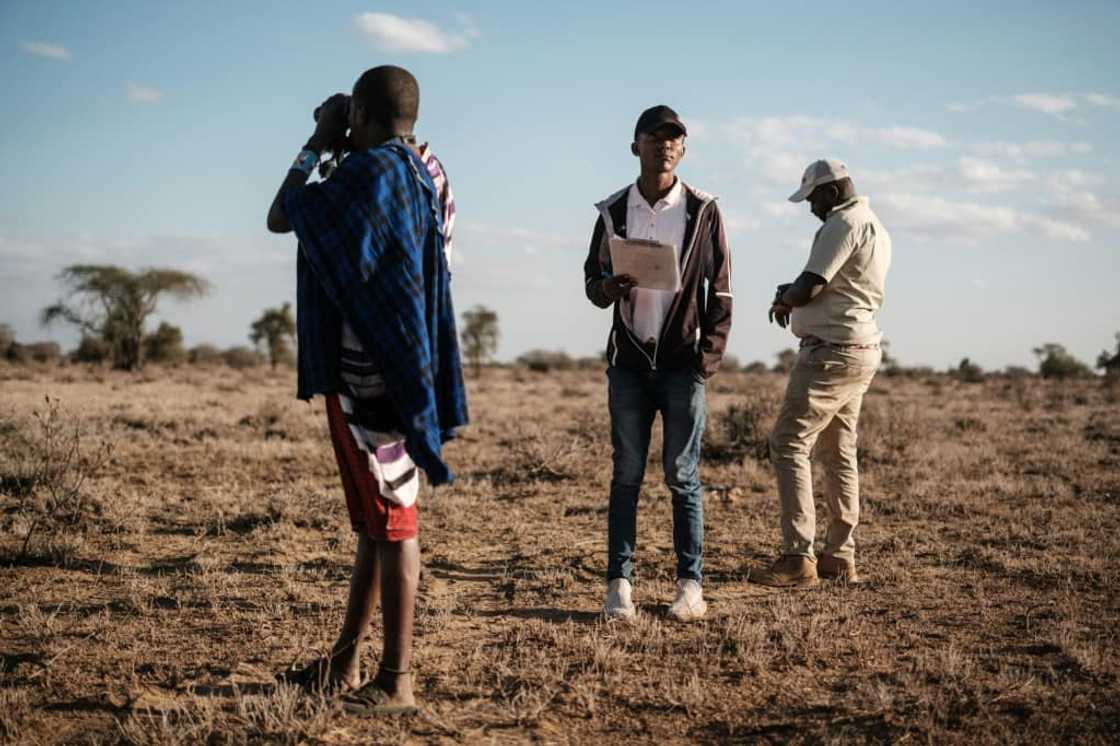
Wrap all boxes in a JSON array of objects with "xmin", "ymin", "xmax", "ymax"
[{"xmin": 754, "ymin": 159, "xmax": 891, "ymax": 587}]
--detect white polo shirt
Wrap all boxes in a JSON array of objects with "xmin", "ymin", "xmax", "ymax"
[{"xmin": 625, "ymin": 179, "xmax": 686, "ymax": 345}]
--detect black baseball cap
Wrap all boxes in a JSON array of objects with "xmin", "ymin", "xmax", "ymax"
[{"xmin": 634, "ymin": 105, "xmax": 687, "ymax": 140}]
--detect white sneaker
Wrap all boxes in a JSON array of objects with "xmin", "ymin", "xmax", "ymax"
[
  {"xmin": 602, "ymin": 578, "xmax": 636, "ymax": 621},
  {"xmin": 667, "ymin": 579, "xmax": 707, "ymax": 622}
]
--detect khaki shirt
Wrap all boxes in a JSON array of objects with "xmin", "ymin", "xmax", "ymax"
[{"xmin": 791, "ymin": 196, "xmax": 891, "ymax": 345}]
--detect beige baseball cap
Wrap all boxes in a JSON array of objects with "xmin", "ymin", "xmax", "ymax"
[{"xmin": 788, "ymin": 158, "xmax": 849, "ymax": 202}]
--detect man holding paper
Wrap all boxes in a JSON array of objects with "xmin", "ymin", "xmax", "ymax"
[{"xmin": 583, "ymin": 105, "xmax": 733, "ymax": 622}]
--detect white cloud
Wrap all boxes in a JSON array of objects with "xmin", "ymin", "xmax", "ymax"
[
  {"xmin": 1025, "ymin": 216, "xmax": 1091, "ymax": 242},
  {"xmin": 127, "ymin": 82, "xmax": 163, "ymax": 104},
  {"xmin": 957, "ymin": 157, "xmax": 1034, "ymax": 193},
  {"xmin": 875, "ymin": 193, "xmax": 1088, "ymax": 243},
  {"xmin": 1045, "ymin": 171, "xmax": 1120, "ymax": 229},
  {"xmin": 872, "ymin": 127, "xmax": 947, "ymax": 149},
  {"xmin": 973, "ymin": 140, "xmax": 1092, "ymax": 161},
  {"xmin": 353, "ymin": 12, "xmax": 476, "ymax": 54},
  {"xmin": 1012, "ymin": 93, "xmax": 1077, "ymax": 115},
  {"xmin": 1084, "ymin": 92, "xmax": 1120, "ymax": 110},
  {"xmin": 19, "ymin": 40, "xmax": 70, "ymax": 61},
  {"xmin": 721, "ymin": 211, "xmax": 761, "ymax": 234},
  {"xmin": 950, "ymin": 91, "xmax": 1119, "ymax": 119},
  {"xmin": 1048, "ymin": 169, "xmax": 1104, "ymax": 194},
  {"xmin": 721, "ymin": 116, "xmax": 947, "ymax": 186},
  {"xmin": 762, "ymin": 201, "xmax": 798, "ymax": 218},
  {"xmin": 860, "ymin": 159, "xmax": 1034, "ymax": 195}
]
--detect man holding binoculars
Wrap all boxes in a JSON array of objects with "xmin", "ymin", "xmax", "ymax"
[{"xmin": 267, "ymin": 65, "xmax": 467, "ymax": 715}]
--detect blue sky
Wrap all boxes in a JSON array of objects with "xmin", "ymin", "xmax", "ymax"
[{"xmin": 2, "ymin": 1, "xmax": 1117, "ymax": 370}]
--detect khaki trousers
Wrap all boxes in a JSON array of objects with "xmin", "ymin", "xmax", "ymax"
[{"xmin": 769, "ymin": 344, "xmax": 881, "ymax": 560}]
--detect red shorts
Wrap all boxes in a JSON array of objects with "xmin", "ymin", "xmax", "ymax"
[{"xmin": 325, "ymin": 394, "xmax": 419, "ymax": 542}]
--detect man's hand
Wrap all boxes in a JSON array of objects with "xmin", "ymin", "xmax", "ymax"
[
  {"xmin": 769, "ymin": 301, "xmax": 791, "ymax": 328},
  {"xmin": 310, "ymin": 93, "xmax": 350, "ymax": 154},
  {"xmin": 774, "ymin": 283, "xmax": 792, "ymax": 304},
  {"xmin": 602, "ymin": 274, "xmax": 637, "ymax": 301}
]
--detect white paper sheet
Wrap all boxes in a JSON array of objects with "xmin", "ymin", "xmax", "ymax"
[{"xmin": 608, "ymin": 237, "xmax": 681, "ymax": 292}]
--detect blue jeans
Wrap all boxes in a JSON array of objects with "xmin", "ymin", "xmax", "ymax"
[{"xmin": 606, "ymin": 365, "xmax": 706, "ymax": 583}]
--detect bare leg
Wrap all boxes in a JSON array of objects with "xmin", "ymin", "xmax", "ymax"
[
  {"xmin": 369, "ymin": 537, "xmax": 420, "ymax": 706},
  {"xmin": 327, "ymin": 533, "xmax": 381, "ymax": 689}
]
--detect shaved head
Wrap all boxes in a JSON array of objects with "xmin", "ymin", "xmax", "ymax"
[{"xmin": 353, "ymin": 65, "xmax": 419, "ymax": 135}]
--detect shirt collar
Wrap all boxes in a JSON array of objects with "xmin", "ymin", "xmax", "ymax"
[
  {"xmin": 629, "ymin": 178, "xmax": 684, "ymax": 211},
  {"xmin": 829, "ymin": 195, "xmax": 865, "ymax": 215}
]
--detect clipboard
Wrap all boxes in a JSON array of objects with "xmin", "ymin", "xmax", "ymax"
[{"xmin": 608, "ymin": 237, "xmax": 681, "ymax": 292}]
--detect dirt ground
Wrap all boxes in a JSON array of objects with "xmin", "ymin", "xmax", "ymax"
[{"xmin": 1, "ymin": 363, "xmax": 1118, "ymax": 744}]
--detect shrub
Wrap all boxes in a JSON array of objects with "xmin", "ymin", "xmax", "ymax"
[
  {"xmin": 955, "ymin": 357, "xmax": 984, "ymax": 383},
  {"xmin": 772, "ymin": 348, "xmax": 797, "ymax": 373},
  {"xmin": 223, "ymin": 346, "xmax": 264, "ymax": 369},
  {"xmin": 1097, "ymin": 333, "xmax": 1120, "ymax": 380},
  {"xmin": 71, "ymin": 335, "xmax": 111, "ymax": 364},
  {"xmin": 7, "ymin": 342, "xmax": 62, "ymax": 365},
  {"xmin": 0, "ymin": 323, "xmax": 13, "ymax": 358},
  {"xmin": 188, "ymin": 344, "xmax": 223, "ymax": 366},
  {"xmin": 0, "ymin": 396, "xmax": 113, "ymax": 558},
  {"xmin": 720, "ymin": 354, "xmax": 741, "ymax": 373},
  {"xmin": 704, "ymin": 389, "xmax": 781, "ymax": 462},
  {"xmin": 1033, "ymin": 343, "xmax": 1094, "ymax": 380},
  {"xmin": 143, "ymin": 322, "xmax": 186, "ymax": 365},
  {"xmin": 517, "ymin": 349, "xmax": 574, "ymax": 373},
  {"xmin": 743, "ymin": 361, "xmax": 769, "ymax": 374}
]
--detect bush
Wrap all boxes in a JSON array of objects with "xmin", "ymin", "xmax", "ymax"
[
  {"xmin": 0, "ymin": 323, "xmax": 13, "ymax": 358},
  {"xmin": 773, "ymin": 348, "xmax": 797, "ymax": 374},
  {"xmin": 71, "ymin": 335, "xmax": 111, "ymax": 364},
  {"xmin": 7, "ymin": 342, "xmax": 62, "ymax": 365},
  {"xmin": 517, "ymin": 349, "xmax": 574, "ymax": 373},
  {"xmin": 188, "ymin": 344, "xmax": 223, "ymax": 366},
  {"xmin": 223, "ymin": 346, "xmax": 264, "ymax": 369},
  {"xmin": 1033, "ymin": 343, "xmax": 1094, "ymax": 380},
  {"xmin": 742, "ymin": 361, "xmax": 768, "ymax": 374},
  {"xmin": 955, "ymin": 357, "xmax": 984, "ymax": 383},
  {"xmin": 143, "ymin": 322, "xmax": 186, "ymax": 365},
  {"xmin": 720, "ymin": 354, "xmax": 741, "ymax": 373},
  {"xmin": 1097, "ymin": 333, "xmax": 1120, "ymax": 380},
  {"xmin": 1002, "ymin": 365, "xmax": 1033, "ymax": 379},
  {"xmin": 0, "ymin": 396, "xmax": 113, "ymax": 558},
  {"xmin": 703, "ymin": 389, "xmax": 781, "ymax": 462}
]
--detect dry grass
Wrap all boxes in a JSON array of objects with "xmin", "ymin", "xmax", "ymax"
[{"xmin": 1, "ymin": 363, "xmax": 1118, "ymax": 744}]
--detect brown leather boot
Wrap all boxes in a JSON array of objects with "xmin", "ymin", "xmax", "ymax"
[
  {"xmin": 751, "ymin": 555, "xmax": 819, "ymax": 587},
  {"xmin": 817, "ymin": 554, "xmax": 862, "ymax": 583}
]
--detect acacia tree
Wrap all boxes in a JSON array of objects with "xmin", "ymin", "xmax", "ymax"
[
  {"xmin": 460, "ymin": 305, "xmax": 499, "ymax": 377},
  {"xmin": 249, "ymin": 302, "xmax": 296, "ymax": 369},
  {"xmin": 42, "ymin": 265, "xmax": 208, "ymax": 371},
  {"xmin": 1032, "ymin": 343, "xmax": 1094, "ymax": 380}
]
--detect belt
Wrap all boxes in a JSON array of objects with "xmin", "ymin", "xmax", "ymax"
[{"xmin": 799, "ymin": 335, "xmax": 880, "ymax": 350}]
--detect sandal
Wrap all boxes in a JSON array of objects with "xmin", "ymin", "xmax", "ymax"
[
  {"xmin": 276, "ymin": 657, "xmax": 364, "ymax": 694},
  {"xmin": 341, "ymin": 669, "xmax": 419, "ymax": 716}
]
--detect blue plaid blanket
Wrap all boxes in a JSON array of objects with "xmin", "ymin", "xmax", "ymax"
[{"xmin": 285, "ymin": 141, "xmax": 468, "ymax": 486}]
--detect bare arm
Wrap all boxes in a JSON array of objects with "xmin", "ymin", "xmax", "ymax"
[
  {"xmin": 266, "ymin": 147, "xmax": 319, "ymax": 234},
  {"xmin": 768, "ymin": 271, "xmax": 827, "ymax": 328},
  {"xmin": 780, "ymin": 271, "xmax": 827, "ymax": 307},
  {"xmin": 266, "ymin": 92, "xmax": 349, "ymax": 234}
]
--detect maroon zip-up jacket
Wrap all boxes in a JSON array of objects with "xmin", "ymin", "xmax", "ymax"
[{"xmin": 583, "ymin": 182, "xmax": 733, "ymax": 378}]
